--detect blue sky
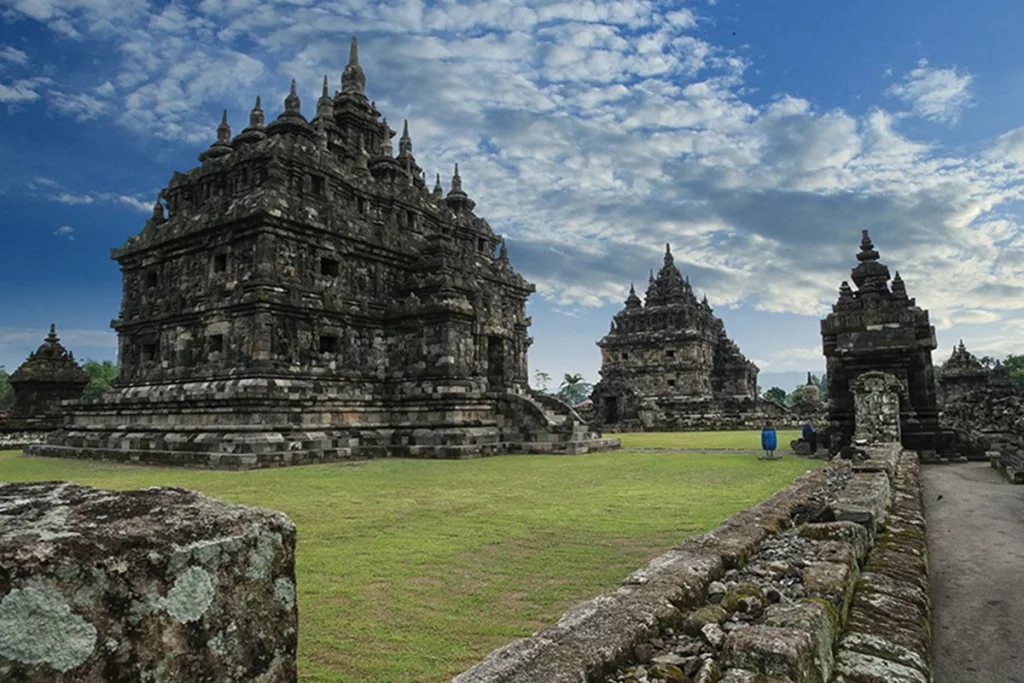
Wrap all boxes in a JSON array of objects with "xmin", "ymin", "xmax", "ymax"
[{"xmin": 3, "ymin": 0, "xmax": 1024, "ymax": 394}]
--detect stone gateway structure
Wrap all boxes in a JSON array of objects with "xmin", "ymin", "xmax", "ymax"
[
  {"xmin": 591, "ymin": 244, "xmax": 762, "ymax": 431},
  {"xmin": 821, "ymin": 231, "xmax": 954, "ymax": 457},
  {"xmin": 7, "ymin": 325, "xmax": 89, "ymax": 428},
  {"xmin": 30, "ymin": 38, "xmax": 615, "ymax": 468}
]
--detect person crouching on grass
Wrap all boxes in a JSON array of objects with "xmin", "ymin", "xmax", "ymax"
[{"xmin": 760, "ymin": 422, "xmax": 778, "ymax": 460}]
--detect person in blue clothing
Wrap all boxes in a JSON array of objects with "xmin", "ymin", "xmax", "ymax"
[
  {"xmin": 801, "ymin": 422, "xmax": 817, "ymax": 454},
  {"xmin": 760, "ymin": 422, "xmax": 778, "ymax": 460}
]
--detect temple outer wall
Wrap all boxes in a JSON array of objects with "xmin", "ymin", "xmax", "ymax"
[
  {"xmin": 453, "ymin": 445, "xmax": 930, "ymax": 683},
  {"xmin": 0, "ymin": 482, "xmax": 298, "ymax": 682}
]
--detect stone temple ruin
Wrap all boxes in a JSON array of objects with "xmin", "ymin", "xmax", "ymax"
[
  {"xmin": 590, "ymin": 244, "xmax": 771, "ymax": 431},
  {"xmin": 938, "ymin": 340, "xmax": 1024, "ymax": 478},
  {"xmin": 822, "ymin": 231, "xmax": 955, "ymax": 457},
  {"xmin": 6, "ymin": 325, "xmax": 89, "ymax": 429},
  {"xmin": 30, "ymin": 38, "xmax": 616, "ymax": 468}
]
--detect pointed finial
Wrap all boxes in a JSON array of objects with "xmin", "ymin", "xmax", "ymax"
[
  {"xmin": 48, "ymin": 323, "xmax": 57, "ymax": 338},
  {"xmin": 432, "ymin": 172, "xmax": 443, "ymax": 197},
  {"xmin": 630, "ymin": 283, "xmax": 636, "ymax": 295},
  {"xmin": 342, "ymin": 36, "xmax": 367, "ymax": 96},
  {"xmin": 285, "ymin": 78, "xmax": 301, "ymax": 114},
  {"xmin": 806, "ymin": 371, "xmax": 814, "ymax": 385},
  {"xmin": 216, "ymin": 109, "xmax": 231, "ymax": 144},
  {"xmin": 498, "ymin": 237, "xmax": 508, "ymax": 261},
  {"xmin": 152, "ymin": 199, "xmax": 165, "ymax": 221},
  {"xmin": 450, "ymin": 163, "xmax": 463, "ymax": 194},
  {"xmin": 322, "ymin": 75, "xmax": 329, "ymax": 97},
  {"xmin": 402, "ymin": 119, "xmax": 409, "ymax": 137},
  {"xmin": 649, "ymin": 269, "xmax": 655, "ymax": 283},
  {"xmin": 857, "ymin": 229, "xmax": 880, "ymax": 262},
  {"xmin": 349, "ymin": 36, "xmax": 359, "ymax": 66},
  {"xmin": 248, "ymin": 95, "xmax": 265, "ymax": 129}
]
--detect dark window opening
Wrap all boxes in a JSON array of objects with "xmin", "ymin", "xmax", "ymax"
[
  {"xmin": 142, "ymin": 342, "xmax": 158, "ymax": 362},
  {"xmin": 667, "ymin": 379, "xmax": 676, "ymax": 388},
  {"xmin": 320, "ymin": 257, "xmax": 340, "ymax": 277},
  {"xmin": 145, "ymin": 272, "xmax": 158, "ymax": 288},
  {"xmin": 406, "ymin": 210, "xmax": 415, "ymax": 228},
  {"xmin": 357, "ymin": 197, "xmax": 367, "ymax": 215},
  {"xmin": 320, "ymin": 335, "xmax": 340, "ymax": 354},
  {"xmin": 666, "ymin": 350, "xmax": 675, "ymax": 358},
  {"xmin": 210, "ymin": 334, "xmax": 224, "ymax": 354},
  {"xmin": 203, "ymin": 183, "xmax": 211, "ymax": 199},
  {"xmin": 240, "ymin": 168, "xmax": 249, "ymax": 187},
  {"xmin": 213, "ymin": 253, "xmax": 227, "ymax": 273},
  {"xmin": 311, "ymin": 175, "xmax": 325, "ymax": 196},
  {"xmin": 477, "ymin": 237, "xmax": 486, "ymax": 252},
  {"xmin": 621, "ymin": 352, "xmax": 629, "ymax": 361},
  {"xmin": 604, "ymin": 396, "xmax": 619, "ymax": 423}
]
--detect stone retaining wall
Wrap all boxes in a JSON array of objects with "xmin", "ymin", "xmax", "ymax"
[
  {"xmin": 453, "ymin": 445, "xmax": 931, "ymax": 683},
  {"xmin": 0, "ymin": 482, "xmax": 298, "ymax": 682}
]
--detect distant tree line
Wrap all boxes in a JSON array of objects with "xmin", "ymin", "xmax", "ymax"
[{"xmin": 0, "ymin": 360, "xmax": 119, "ymax": 412}]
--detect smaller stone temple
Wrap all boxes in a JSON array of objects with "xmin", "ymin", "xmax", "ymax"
[
  {"xmin": 821, "ymin": 231, "xmax": 955, "ymax": 456},
  {"xmin": 591, "ymin": 244, "xmax": 763, "ymax": 431},
  {"xmin": 7, "ymin": 325, "xmax": 89, "ymax": 428},
  {"xmin": 938, "ymin": 340, "xmax": 990, "ymax": 404}
]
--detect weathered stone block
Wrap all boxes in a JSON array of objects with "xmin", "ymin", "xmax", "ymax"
[
  {"xmin": 828, "ymin": 472, "xmax": 890, "ymax": 532},
  {"xmin": 0, "ymin": 482, "xmax": 297, "ymax": 682},
  {"xmin": 721, "ymin": 625, "xmax": 818, "ymax": 683}
]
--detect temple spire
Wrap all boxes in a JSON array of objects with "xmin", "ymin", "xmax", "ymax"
[
  {"xmin": 857, "ymin": 229, "xmax": 880, "ymax": 263},
  {"xmin": 217, "ymin": 110, "xmax": 230, "ymax": 144},
  {"xmin": 432, "ymin": 172, "xmax": 443, "ymax": 198},
  {"xmin": 342, "ymin": 36, "xmax": 367, "ymax": 96},
  {"xmin": 398, "ymin": 119, "xmax": 413, "ymax": 158},
  {"xmin": 285, "ymin": 79, "xmax": 300, "ymax": 114},
  {"xmin": 249, "ymin": 96, "xmax": 264, "ymax": 128},
  {"xmin": 445, "ymin": 163, "xmax": 475, "ymax": 212}
]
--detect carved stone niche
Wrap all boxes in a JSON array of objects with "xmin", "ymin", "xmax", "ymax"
[{"xmin": 851, "ymin": 371, "xmax": 904, "ymax": 445}]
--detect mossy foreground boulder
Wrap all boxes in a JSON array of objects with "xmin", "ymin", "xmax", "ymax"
[{"xmin": 0, "ymin": 481, "xmax": 297, "ymax": 682}]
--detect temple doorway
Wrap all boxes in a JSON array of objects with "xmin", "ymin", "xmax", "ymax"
[{"xmin": 487, "ymin": 336, "xmax": 505, "ymax": 389}]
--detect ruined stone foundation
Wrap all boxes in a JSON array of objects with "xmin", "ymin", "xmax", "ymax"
[{"xmin": 0, "ymin": 482, "xmax": 297, "ymax": 682}]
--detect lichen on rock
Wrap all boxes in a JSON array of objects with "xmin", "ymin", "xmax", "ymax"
[{"xmin": 0, "ymin": 585, "xmax": 97, "ymax": 672}]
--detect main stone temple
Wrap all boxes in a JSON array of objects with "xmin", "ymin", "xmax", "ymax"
[
  {"xmin": 590, "ymin": 245, "xmax": 763, "ymax": 431},
  {"xmin": 32, "ymin": 39, "xmax": 615, "ymax": 468},
  {"xmin": 821, "ymin": 231, "xmax": 955, "ymax": 456}
]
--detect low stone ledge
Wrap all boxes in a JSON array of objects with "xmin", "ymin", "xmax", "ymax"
[
  {"xmin": 453, "ymin": 468, "xmax": 832, "ymax": 682},
  {"xmin": 831, "ymin": 449, "xmax": 931, "ymax": 683},
  {"xmin": 0, "ymin": 482, "xmax": 297, "ymax": 682},
  {"xmin": 828, "ymin": 472, "xmax": 890, "ymax": 533}
]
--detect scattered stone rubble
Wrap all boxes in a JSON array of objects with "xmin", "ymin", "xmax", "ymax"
[
  {"xmin": 453, "ymin": 444, "xmax": 931, "ymax": 683},
  {"xmin": 937, "ymin": 340, "xmax": 1024, "ymax": 480}
]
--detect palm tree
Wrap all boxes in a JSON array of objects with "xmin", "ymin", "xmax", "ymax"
[{"xmin": 558, "ymin": 373, "xmax": 592, "ymax": 406}]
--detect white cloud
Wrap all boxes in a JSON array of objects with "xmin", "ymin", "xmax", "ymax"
[
  {"xmin": 47, "ymin": 187, "xmax": 151, "ymax": 213},
  {"xmin": 0, "ymin": 76, "xmax": 48, "ymax": 103},
  {"xmin": 4, "ymin": 0, "xmax": 1024, "ymax": 363},
  {"xmin": 48, "ymin": 89, "xmax": 107, "ymax": 120},
  {"xmin": 0, "ymin": 46, "xmax": 29, "ymax": 65},
  {"xmin": 54, "ymin": 225, "xmax": 74, "ymax": 240},
  {"xmin": 888, "ymin": 59, "xmax": 973, "ymax": 124}
]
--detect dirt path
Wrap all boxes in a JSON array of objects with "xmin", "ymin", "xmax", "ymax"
[{"xmin": 922, "ymin": 462, "xmax": 1024, "ymax": 683}]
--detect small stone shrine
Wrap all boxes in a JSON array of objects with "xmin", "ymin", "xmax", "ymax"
[
  {"xmin": 590, "ymin": 244, "xmax": 762, "ymax": 431},
  {"xmin": 821, "ymin": 231, "xmax": 954, "ymax": 456},
  {"xmin": 30, "ymin": 38, "xmax": 615, "ymax": 468},
  {"xmin": 938, "ymin": 340, "xmax": 990, "ymax": 404},
  {"xmin": 7, "ymin": 324, "xmax": 89, "ymax": 428}
]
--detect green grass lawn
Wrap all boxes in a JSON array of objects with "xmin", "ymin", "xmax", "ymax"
[
  {"xmin": 0, "ymin": 440, "xmax": 818, "ymax": 682},
  {"xmin": 613, "ymin": 429, "xmax": 802, "ymax": 450}
]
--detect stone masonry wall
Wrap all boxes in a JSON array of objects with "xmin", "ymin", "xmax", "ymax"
[
  {"xmin": 453, "ymin": 444, "xmax": 930, "ymax": 683},
  {"xmin": 0, "ymin": 482, "xmax": 297, "ymax": 682}
]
